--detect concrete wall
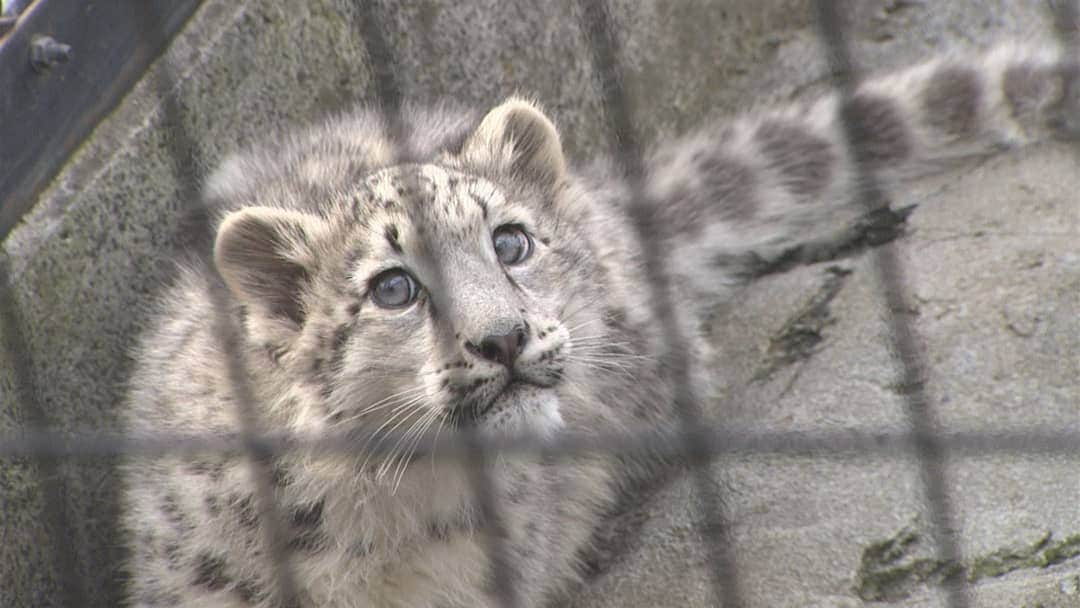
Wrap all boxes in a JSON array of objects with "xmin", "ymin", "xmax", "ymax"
[{"xmin": 1, "ymin": 1, "xmax": 1077, "ymax": 606}]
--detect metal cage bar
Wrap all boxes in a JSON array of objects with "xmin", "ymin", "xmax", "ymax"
[
  {"xmin": 352, "ymin": 3, "xmax": 523, "ymax": 606},
  {"xmin": 129, "ymin": 2, "xmax": 306, "ymax": 604},
  {"xmin": 0, "ymin": 0, "xmax": 203, "ymax": 241},
  {"xmin": 6, "ymin": 425, "xmax": 1080, "ymax": 463},
  {"xmin": 0, "ymin": 257, "xmax": 87, "ymax": 608},
  {"xmin": 574, "ymin": 1, "xmax": 743, "ymax": 605},
  {"xmin": 812, "ymin": 1, "xmax": 974, "ymax": 606}
]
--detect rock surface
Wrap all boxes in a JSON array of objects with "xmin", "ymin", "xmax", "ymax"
[{"xmin": 1, "ymin": 1, "xmax": 1076, "ymax": 606}]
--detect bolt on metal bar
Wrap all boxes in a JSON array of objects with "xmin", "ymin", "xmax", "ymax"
[
  {"xmin": 812, "ymin": 2, "xmax": 970, "ymax": 607},
  {"xmin": 130, "ymin": 2, "xmax": 304, "ymax": 604},
  {"xmin": 28, "ymin": 35, "xmax": 73, "ymax": 72},
  {"xmin": 351, "ymin": 2, "xmax": 522, "ymax": 606},
  {"xmin": 575, "ymin": 1, "xmax": 743, "ymax": 605},
  {"xmin": 0, "ymin": 256, "xmax": 87, "ymax": 608}
]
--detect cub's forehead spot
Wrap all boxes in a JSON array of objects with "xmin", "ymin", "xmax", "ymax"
[
  {"xmin": 345, "ymin": 164, "xmax": 512, "ymax": 283},
  {"xmin": 464, "ymin": 178, "xmax": 507, "ymax": 209},
  {"xmin": 360, "ymin": 164, "xmax": 508, "ymax": 222}
]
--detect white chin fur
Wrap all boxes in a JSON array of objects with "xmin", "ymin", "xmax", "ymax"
[{"xmin": 481, "ymin": 385, "xmax": 564, "ymax": 438}]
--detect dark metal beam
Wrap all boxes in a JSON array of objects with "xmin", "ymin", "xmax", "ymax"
[{"xmin": 0, "ymin": 0, "xmax": 204, "ymax": 240}]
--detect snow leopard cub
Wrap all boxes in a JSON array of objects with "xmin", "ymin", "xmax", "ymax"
[{"xmin": 122, "ymin": 41, "xmax": 1077, "ymax": 607}]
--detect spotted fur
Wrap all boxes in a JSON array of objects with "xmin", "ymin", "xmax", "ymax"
[{"xmin": 122, "ymin": 40, "xmax": 1078, "ymax": 607}]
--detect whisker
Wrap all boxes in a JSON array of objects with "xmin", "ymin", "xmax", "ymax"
[
  {"xmin": 570, "ymin": 338, "xmax": 642, "ymax": 349},
  {"xmin": 347, "ymin": 386, "xmax": 428, "ymax": 418},
  {"xmin": 559, "ymin": 292, "xmax": 608, "ymax": 322},
  {"xmin": 374, "ymin": 407, "xmax": 427, "ymax": 481},
  {"xmin": 344, "ymin": 384, "xmax": 426, "ymax": 413},
  {"xmin": 563, "ymin": 357, "xmax": 639, "ymax": 379},
  {"xmin": 358, "ymin": 395, "xmax": 427, "ymax": 472},
  {"xmin": 568, "ymin": 348, "xmax": 652, "ymax": 362},
  {"xmin": 429, "ymin": 414, "xmax": 447, "ymax": 475},
  {"xmin": 392, "ymin": 411, "xmax": 440, "ymax": 491},
  {"xmin": 367, "ymin": 395, "xmax": 427, "ymax": 441},
  {"xmin": 564, "ymin": 316, "xmax": 605, "ymax": 335}
]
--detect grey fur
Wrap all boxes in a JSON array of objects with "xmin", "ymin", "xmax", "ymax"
[
  {"xmin": 923, "ymin": 64, "xmax": 983, "ymax": 137},
  {"xmin": 123, "ymin": 42, "xmax": 1078, "ymax": 608}
]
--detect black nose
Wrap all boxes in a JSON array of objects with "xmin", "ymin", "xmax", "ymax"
[{"xmin": 472, "ymin": 328, "xmax": 527, "ymax": 368}]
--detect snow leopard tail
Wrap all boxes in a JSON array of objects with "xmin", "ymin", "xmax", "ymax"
[{"xmin": 644, "ymin": 41, "xmax": 1079, "ymax": 289}]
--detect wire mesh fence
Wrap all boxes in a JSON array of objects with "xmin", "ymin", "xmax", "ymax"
[{"xmin": 1, "ymin": 1, "xmax": 1079, "ymax": 607}]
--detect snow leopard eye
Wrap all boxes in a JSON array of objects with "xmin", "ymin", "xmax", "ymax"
[
  {"xmin": 370, "ymin": 269, "xmax": 419, "ymax": 309},
  {"xmin": 492, "ymin": 225, "xmax": 533, "ymax": 266}
]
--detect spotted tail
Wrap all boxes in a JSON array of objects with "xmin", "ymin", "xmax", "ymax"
[{"xmin": 644, "ymin": 41, "xmax": 1079, "ymax": 293}]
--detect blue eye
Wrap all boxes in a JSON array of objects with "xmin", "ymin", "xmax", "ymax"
[
  {"xmin": 493, "ymin": 225, "xmax": 533, "ymax": 265},
  {"xmin": 370, "ymin": 269, "xmax": 419, "ymax": 309}
]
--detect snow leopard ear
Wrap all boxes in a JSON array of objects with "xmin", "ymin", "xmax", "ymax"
[
  {"xmin": 459, "ymin": 96, "xmax": 567, "ymax": 187},
  {"xmin": 214, "ymin": 207, "xmax": 328, "ymax": 326}
]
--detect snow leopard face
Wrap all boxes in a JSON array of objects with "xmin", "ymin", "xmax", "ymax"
[
  {"xmin": 317, "ymin": 163, "xmax": 583, "ymax": 443},
  {"xmin": 213, "ymin": 99, "xmax": 605, "ymax": 475}
]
